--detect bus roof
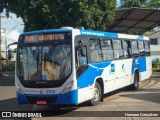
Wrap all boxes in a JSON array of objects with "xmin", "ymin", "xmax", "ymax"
[
  {"xmin": 21, "ymin": 28, "xmax": 149, "ymax": 41},
  {"xmin": 21, "ymin": 29, "xmax": 72, "ymax": 35}
]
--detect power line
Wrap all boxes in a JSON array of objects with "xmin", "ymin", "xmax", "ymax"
[
  {"xmin": 0, "ymin": 15, "xmax": 12, "ymax": 59},
  {"xmin": 1, "ymin": 24, "xmax": 24, "ymax": 39}
]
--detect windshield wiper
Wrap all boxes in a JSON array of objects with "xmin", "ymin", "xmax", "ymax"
[
  {"xmin": 37, "ymin": 49, "xmax": 39, "ymax": 70},
  {"xmin": 44, "ymin": 49, "xmax": 47, "ymax": 71}
]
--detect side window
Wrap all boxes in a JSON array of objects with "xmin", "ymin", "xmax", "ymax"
[
  {"xmin": 144, "ymin": 41, "xmax": 150, "ymax": 56},
  {"xmin": 131, "ymin": 41, "xmax": 139, "ymax": 58},
  {"xmin": 150, "ymin": 39, "xmax": 158, "ymax": 45},
  {"xmin": 101, "ymin": 39, "xmax": 114, "ymax": 61},
  {"xmin": 75, "ymin": 43, "xmax": 87, "ymax": 68},
  {"xmin": 90, "ymin": 38, "xmax": 103, "ymax": 62},
  {"xmin": 78, "ymin": 46, "xmax": 87, "ymax": 66},
  {"xmin": 112, "ymin": 39, "xmax": 123, "ymax": 59},
  {"xmin": 75, "ymin": 36, "xmax": 88, "ymax": 68},
  {"xmin": 138, "ymin": 41, "xmax": 145, "ymax": 57},
  {"xmin": 122, "ymin": 40, "xmax": 131, "ymax": 58}
]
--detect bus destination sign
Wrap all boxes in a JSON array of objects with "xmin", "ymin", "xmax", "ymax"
[{"xmin": 24, "ymin": 33, "xmax": 65, "ymax": 43}]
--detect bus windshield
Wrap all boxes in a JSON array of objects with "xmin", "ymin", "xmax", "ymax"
[{"xmin": 17, "ymin": 44, "xmax": 72, "ymax": 81}]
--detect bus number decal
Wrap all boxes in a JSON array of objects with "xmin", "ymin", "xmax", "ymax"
[{"xmin": 46, "ymin": 90, "xmax": 55, "ymax": 94}]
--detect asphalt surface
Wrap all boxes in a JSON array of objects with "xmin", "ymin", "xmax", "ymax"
[{"xmin": 0, "ymin": 71, "xmax": 160, "ymax": 120}]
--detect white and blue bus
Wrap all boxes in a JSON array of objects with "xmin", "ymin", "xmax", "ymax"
[{"xmin": 15, "ymin": 27, "xmax": 152, "ymax": 106}]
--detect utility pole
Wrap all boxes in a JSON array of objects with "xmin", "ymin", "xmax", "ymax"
[
  {"xmin": 0, "ymin": 15, "xmax": 5, "ymax": 75},
  {"xmin": 0, "ymin": 15, "xmax": 5, "ymax": 59},
  {"xmin": 0, "ymin": 15, "xmax": 12, "ymax": 59},
  {"xmin": 5, "ymin": 37, "xmax": 7, "ymax": 58}
]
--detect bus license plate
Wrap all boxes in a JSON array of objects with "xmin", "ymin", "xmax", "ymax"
[{"xmin": 36, "ymin": 100, "xmax": 47, "ymax": 105}]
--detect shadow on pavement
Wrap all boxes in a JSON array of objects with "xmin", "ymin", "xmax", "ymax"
[
  {"xmin": 0, "ymin": 71, "xmax": 15, "ymax": 86},
  {"xmin": 0, "ymin": 98, "xmax": 33, "ymax": 111},
  {"xmin": 120, "ymin": 91, "xmax": 160, "ymax": 104},
  {"xmin": 0, "ymin": 97, "xmax": 82, "ymax": 117}
]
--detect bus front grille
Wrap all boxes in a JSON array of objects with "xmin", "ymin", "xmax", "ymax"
[{"xmin": 26, "ymin": 96, "xmax": 57, "ymax": 104}]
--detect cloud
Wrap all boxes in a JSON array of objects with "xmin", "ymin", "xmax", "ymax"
[
  {"xmin": 1, "ymin": 10, "xmax": 24, "ymax": 50},
  {"xmin": 6, "ymin": 30, "xmax": 20, "ymax": 42}
]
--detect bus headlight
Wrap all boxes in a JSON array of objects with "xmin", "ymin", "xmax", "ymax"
[
  {"xmin": 61, "ymin": 81, "xmax": 73, "ymax": 94},
  {"xmin": 15, "ymin": 83, "xmax": 24, "ymax": 94}
]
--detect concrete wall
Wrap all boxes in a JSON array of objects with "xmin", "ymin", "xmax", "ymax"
[{"xmin": 149, "ymin": 34, "xmax": 160, "ymax": 56}]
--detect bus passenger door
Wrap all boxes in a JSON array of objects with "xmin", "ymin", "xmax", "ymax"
[
  {"xmin": 76, "ymin": 42, "xmax": 93, "ymax": 103},
  {"xmin": 112, "ymin": 39, "xmax": 128, "ymax": 90}
]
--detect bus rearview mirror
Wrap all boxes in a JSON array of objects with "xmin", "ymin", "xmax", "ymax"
[{"xmin": 8, "ymin": 50, "xmax": 11, "ymax": 60}]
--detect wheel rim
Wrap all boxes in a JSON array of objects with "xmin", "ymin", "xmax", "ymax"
[{"xmin": 93, "ymin": 87, "xmax": 99, "ymax": 101}]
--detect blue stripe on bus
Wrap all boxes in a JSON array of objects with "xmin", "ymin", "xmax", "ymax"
[
  {"xmin": 80, "ymin": 30, "xmax": 118, "ymax": 38},
  {"xmin": 131, "ymin": 57, "xmax": 147, "ymax": 74},
  {"xmin": 137, "ymin": 36, "xmax": 145, "ymax": 40},
  {"xmin": 80, "ymin": 30, "xmax": 148, "ymax": 41},
  {"xmin": 77, "ymin": 62, "xmax": 111, "ymax": 88},
  {"xmin": 138, "ymin": 57, "xmax": 147, "ymax": 72},
  {"xmin": 17, "ymin": 90, "xmax": 78, "ymax": 105}
]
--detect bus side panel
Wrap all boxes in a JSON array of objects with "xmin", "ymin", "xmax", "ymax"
[
  {"xmin": 138, "ymin": 57, "xmax": 152, "ymax": 81},
  {"xmin": 77, "ymin": 63, "xmax": 100, "ymax": 104},
  {"xmin": 113, "ymin": 59, "xmax": 133, "ymax": 91},
  {"xmin": 77, "ymin": 62, "xmax": 111, "ymax": 104},
  {"xmin": 102, "ymin": 59, "xmax": 133, "ymax": 93}
]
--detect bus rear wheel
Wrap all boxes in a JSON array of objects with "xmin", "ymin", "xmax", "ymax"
[{"xmin": 89, "ymin": 82, "xmax": 101, "ymax": 106}]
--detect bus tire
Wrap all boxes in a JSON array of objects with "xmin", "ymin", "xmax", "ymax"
[
  {"xmin": 131, "ymin": 72, "xmax": 139, "ymax": 90},
  {"xmin": 89, "ymin": 82, "xmax": 101, "ymax": 106}
]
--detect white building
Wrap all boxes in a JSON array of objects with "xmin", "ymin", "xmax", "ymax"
[{"xmin": 149, "ymin": 32, "xmax": 160, "ymax": 61}]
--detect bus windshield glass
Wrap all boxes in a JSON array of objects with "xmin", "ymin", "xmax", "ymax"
[{"xmin": 17, "ymin": 32, "xmax": 72, "ymax": 81}]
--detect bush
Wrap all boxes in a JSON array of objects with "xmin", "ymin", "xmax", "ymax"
[
  {"xmin": 152, "ymin": 59, "xmax": 160, "ymax": 72},
  {"xmin": 3, "ymin": 63, "xmax": 15, "ymax": 71}
]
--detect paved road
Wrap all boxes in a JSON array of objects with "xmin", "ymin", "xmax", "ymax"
[{"xmin": 0, "ymin": 71, "xmax": 160, "ymax": 120}]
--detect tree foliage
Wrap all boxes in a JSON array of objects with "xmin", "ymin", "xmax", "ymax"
[{"xmin": 0, "ymin": 0, "xmax": 116, "ymax": 31}]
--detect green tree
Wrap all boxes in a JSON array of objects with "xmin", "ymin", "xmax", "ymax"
[{"xmin": 0, "ymin": 0, "xmax": 116, "ymax": 31}]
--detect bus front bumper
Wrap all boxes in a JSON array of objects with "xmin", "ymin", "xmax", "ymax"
[{"xmin": 16, "ymin": 90, "xmax": 78, "ymax": 105}]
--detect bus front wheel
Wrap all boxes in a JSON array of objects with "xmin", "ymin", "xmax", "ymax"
[
  {"xmin": 131, "ymin": 72, "xmax": 139, "ymax": 90},
  {"xmin": 89, "ymin": 82, "xmax": 101, "ymax": 106}
]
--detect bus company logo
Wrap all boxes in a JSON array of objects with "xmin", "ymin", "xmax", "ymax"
[
  {"xmin": 81, "ymin": 31, "xmax": 105, "ymax": 37},
  {"xmin": 24, "ymin": 89, "xmax": 37, "ymax": 93},
  {"xmin": 122, "ymin": 64, "xmax": 125, "ymax": 72},
  {"xmin": 40, "ymin": 90, "xmax": 43, "ymax": 94},
  {"xmin": 109, "ymin": 64, "xmax": 115, "ymax": 75},
  {"xmin": 111, "ymin": 64, "xmax": 115, "ymax": 73}
]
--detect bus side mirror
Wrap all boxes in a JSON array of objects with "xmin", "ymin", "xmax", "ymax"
[{"xmin": 8, "ymin": 50, "xmax": 11, "ymax": 60}]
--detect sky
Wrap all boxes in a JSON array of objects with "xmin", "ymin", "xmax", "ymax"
[
  {"xmin": 117, "ymin": 0, "xmax": 121, "ymax": 7},
  {"xmin": 1, "ymin": 10, "xmax": 24, "ymax": 50}
]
